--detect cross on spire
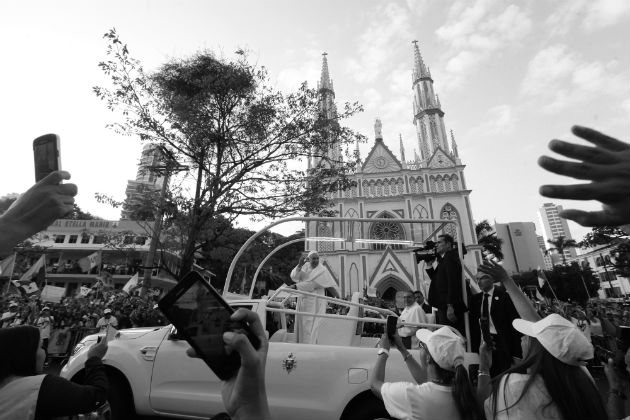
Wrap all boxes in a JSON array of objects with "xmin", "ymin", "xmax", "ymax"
[{"xmin": 319, "ymin": 52, "xmax": 334, "ymax": 92}]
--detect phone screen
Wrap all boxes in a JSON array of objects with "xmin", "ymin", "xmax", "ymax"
[
  {"xmin": 386, "ymin": 315, "xmax": 398, "ymax": 338},
  {"xmin": 158, "ymin": 272, "xmax": 253, "ymax": 380},
  {"xmin": 33, "ymin": 134, "xmax": 60, "ymax": 182}
]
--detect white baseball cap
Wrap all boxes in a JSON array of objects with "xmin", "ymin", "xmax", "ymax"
[
  {"xmin": 42, "ymin": 306, "xmax": 50, "ymax": 311},
  {"xmin": 103, "ymin": 308, "xmax": 112, "ymax": 314},
  {"xmin": 513, "ymin": 314, "xmax": 593, "ymax": 366},
  {"xmin": 8, "ymin": 302, "xmax": 18, "ymax": 308},
  {"xmin": 416, "ymin": 326, "xmax": 465, "ymax": 372}
]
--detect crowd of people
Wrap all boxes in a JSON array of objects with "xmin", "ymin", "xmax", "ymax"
[{"xmin": 0, "ymin": 122, "xmax": 628, "ymax": 420}]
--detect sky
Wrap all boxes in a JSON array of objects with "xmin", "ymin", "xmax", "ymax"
[{"xmin": 1, "ymin": 0, "xmax": 628, "ymax": 243}]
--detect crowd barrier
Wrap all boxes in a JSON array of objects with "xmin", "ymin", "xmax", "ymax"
[{"xmin": 47, "ymin": 326, "xmax": 99, "ymax": 359}]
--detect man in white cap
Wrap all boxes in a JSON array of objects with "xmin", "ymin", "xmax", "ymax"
[
  {"xmin": 289, "ymin": 250, "xmax": 340, "ymax": 344},
  {"xmin": 96, "ymin": 308, "xmax": 118, "ymax": 332}
]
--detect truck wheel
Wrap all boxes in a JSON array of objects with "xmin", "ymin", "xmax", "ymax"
[
  {"xmin": 344, "ymin": 398, "xmax": 392, "ymax": 420},
  {"xmin": 107, "ymin": 371, "xmax": 137, "ymax": 420}
]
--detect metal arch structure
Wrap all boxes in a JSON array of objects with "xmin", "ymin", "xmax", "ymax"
[
  {"xmin": 223, "ymin": 216, "xmax": 471, "ymax": 351},
  {"xmin": 249, "ymin": 237, "xmax": 305, "ymax": 299}
]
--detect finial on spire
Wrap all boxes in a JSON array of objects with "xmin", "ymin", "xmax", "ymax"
[
  {"xmin": 319, "ymin": 52, "xmax": 334, "ymax": 92},
  {"xmin": 412, "ymin": 41, "xmax": 431, "ymax": 81},
  {"xmin": 414, "ymin": 149, "xmax": 420, "ymax": 162},
  {"xmin": 436, "ymin": 94, "xmax": 441, "ymax": 109},
  {"xmin": 399, "ymin": 134, "xmax": 406, "ymax": 168},
  {"xmin": 374, "ymin": 118, "xmax": 383, "ymax": 140},
  {"xmin": 450, "ymin": 129, "xmax": 459, "ymax": 157}
]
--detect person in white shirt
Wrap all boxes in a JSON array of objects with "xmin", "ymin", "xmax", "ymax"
[
  {"xmin": 370, "ymin": 326, "xmax": 483, "ymax": 420},
  {"xmin": 398, "ymin": 292, "xmax": 427, "ymax": 349},
  {"xmin": 96, "ymin": 308, "xmax": 118, "ymax": 332},
  {"xmin": 36, "ymin": 306, "xmax": 54, "ymax": 366},
  {"xmin": 288, "ymin": 251, "xmax": 340, "ymax": 344},
  {"xmin": 477, "ymin": 261, "xmax": 608, "ymax": 420}
]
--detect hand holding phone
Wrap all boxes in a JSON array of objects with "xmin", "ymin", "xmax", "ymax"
[
  {"xmin": 386, "ymin": 315, "xmax": 398, "ymax": 339},
  {"xmin": 158, "ymin": 271, "xmax": 261, "ymax": 380},
  {"xmin": 33, "ymin": 134, "xmax": 61, "ymax": 182}
]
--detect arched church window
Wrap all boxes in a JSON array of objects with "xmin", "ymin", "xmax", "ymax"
[
  {"xmin": 440, "ymin": 203, "xmax": 460, "ymax": 240},
  {"xmin": 430, "ymin": 116, "xmax": 439, "ymax": 150},
  {"xmin": 369, "ymin": 181, "xmax": 376, "ymax": 196},
  {"xmin": 444, "ymin": 175, "xmax": 451, "ymax": 192},
  {"xmin": 437, "ymin": 175, "xmax": 445, "ymax": 192},
  {"xmin": 370, "ymin": 213, "xmax": 405, "ymax": 250},
  {"xmin": 375, "ymin": 181, "xmax": 383, "ymax": 197},
  {"xmin": 397, "ymin": 178, "xmax": 405, "ymax": 194},
  {"xmin": 451, "ymin": 174, "xmax": 459, "ymax": 191},
  {"xmin": 316, "ymin": 221, "xmax": 334, "ymax": 253},
  {"xmin": 412, "ymin": 204, "xmax": 430, "ymax": 242}
]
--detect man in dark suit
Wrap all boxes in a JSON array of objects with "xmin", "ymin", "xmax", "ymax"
[
  {"xmin": 425, "ymin": 234, "xmax": 466, "ymax": 335},
  {"xmin": 413, "ymin": 290, "xmax": 432, "ymax": 314},
  {"xmin": 469, "ymin": 271, "xmax": 522, "ymax": 377}
]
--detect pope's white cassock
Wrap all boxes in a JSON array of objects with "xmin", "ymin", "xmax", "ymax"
[{"xmin": 290, "ymin": 260, "xmax": 338, "ymax": 344}]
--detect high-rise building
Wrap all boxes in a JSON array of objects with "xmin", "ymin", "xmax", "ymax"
[
  {"xmin": 494, "ymin": 222, "xmax": 544, "ymax": 274},
  {"xmin": 121, "ymin": 144, "xmax": 166, "ymax": 220},
  {"xmin": 538, "ymin": 203, "xmax": 577, "ymax": 261},
  {"xmin": 303, "ymin": 43, "xmax": 480, "ymax": 300},
  {"xmin": 536, "ymin": 235, "xmax": 554, "ymax": 270}
]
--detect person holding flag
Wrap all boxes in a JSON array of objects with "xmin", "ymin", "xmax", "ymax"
[{"xmin": 78, "ymin": 251, "xmax": 101, "ymax": 274}]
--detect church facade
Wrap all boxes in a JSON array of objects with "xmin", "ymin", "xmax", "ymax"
[{"xmin": 305, "ymin": 43, "xmax": 482, "ymax": 301}]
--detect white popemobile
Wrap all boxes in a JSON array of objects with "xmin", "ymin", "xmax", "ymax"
[{"xmin": 61, "ymin": 217, "xmax": 479, "ymax": 420}]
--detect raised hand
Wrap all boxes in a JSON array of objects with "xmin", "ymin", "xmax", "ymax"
[{"xmin": 538, "ymin": 125, "xmax": 630, "ymax": 227}]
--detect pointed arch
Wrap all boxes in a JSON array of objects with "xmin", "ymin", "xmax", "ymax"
[
  {"xmin": 316, "ymin": 221, "xmax": 334, "ymax": 252},
  {"xmin": 451, "ymin": 174, "xmax": 459, "ymax": 191},
  {"xmin": 439, "ymin": 203, "xmax": 461, "ymax": 240},
  {"xmin": 349, "ymin": 263, "xmax": 359, "ymax": 296},
  {"xmin": 344, "ymin": 208, "xmax": 361, "ymax": 241},
  {"xmin": 412, "ymin": 204, "xmax": 431, "ymax": 242}
]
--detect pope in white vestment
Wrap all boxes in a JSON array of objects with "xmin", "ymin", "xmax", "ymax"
[{"xmin": 290, "ymin": 251, "xmax": 339, "ymax": 344}]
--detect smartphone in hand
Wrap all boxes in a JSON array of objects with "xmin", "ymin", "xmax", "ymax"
[
  {"xmin": 158, "ymin": 271, "xmax": 261, "ymax": 380},
  {"xmin": 33, "ymin": 134, "xmax": 61, "ymax": 182},
  {"xmin": 386, "ymin": 315, "xmax": 398, "ymax": 339}
]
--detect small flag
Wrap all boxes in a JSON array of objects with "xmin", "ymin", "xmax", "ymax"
[
  {"xmin": 123, "ymin": 272, "xmax": 140, "ymax": 294},
  {"xmin": 78, "ymin": 252, "xmax": 101, "ymax": 273},
  {"xmin": 77, "ymin": 286, "xmax": 91, "ymax": 298},
  {"xmin": 14, "ymin": 281, "xmax": 39, "ymax": 295},
  {"xmin": 18, "ymin": 255, "xmax": 45, "ymax": 283},
  {"xmin": 0, "ymin": 254, "xmax": 16, "ymax": 277},
  {"xmin": 535, "ymin": 289, "xmax": 544, "ymax": 301}
]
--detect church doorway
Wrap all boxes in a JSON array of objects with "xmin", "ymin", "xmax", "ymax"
[
  {"xmin": 381, "ymin": 287, "xmax": 398, "ymax": 301},
  {"xmin": 375, "ymin": 275, "xmax": 411, "ymax": 310}
]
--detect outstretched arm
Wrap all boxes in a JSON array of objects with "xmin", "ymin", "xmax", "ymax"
[
  {"xmin": 477, "ymin": 261, "xmax": 540, "ymax": 322},
  {"xmin": 538, "ymin": 125, "xmax": 630, "ymax": 228}
]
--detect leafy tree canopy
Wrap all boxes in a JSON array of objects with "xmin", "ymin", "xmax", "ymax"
[{"xmin": 94, "ymin": 29, "xmax": 365, "ymax": 278}]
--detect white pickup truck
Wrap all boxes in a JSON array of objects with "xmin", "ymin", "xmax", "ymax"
[
  {"xmin": 61, "ymin": 290, "xmax": 451, "ymax": 420},
  {"xmin": 61, "ymin": 216, "xmax": 479, "ymax": 420}
]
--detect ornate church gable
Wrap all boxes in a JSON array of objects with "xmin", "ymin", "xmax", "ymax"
[
  {"xmin": 427, "ymin": 147, "xmax": 456, "ymax": 169},
  {"xmin": 369, "ymin": 247, "xmax": 413, "ymax": 286},
  {"xmin": 362, "ymin": 139, "xmax": 403, "ymax": 173}
]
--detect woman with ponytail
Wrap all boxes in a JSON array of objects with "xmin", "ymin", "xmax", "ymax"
[{"xmin": 370, "ymin": 326, "xmax": 484, "ymax": 420}]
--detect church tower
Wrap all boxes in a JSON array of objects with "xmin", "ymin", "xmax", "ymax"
[
  {"xmin": 312, "ymin": 52, "xmax": 342, "ymax": 168},
  {"xmin": 303, "ymin": 47, "xmax": 479, "ymax": 302},
  {"xmin": 412, "ymin": 41, "xmax": 450, "ymax": 163}
]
